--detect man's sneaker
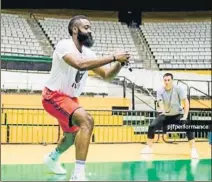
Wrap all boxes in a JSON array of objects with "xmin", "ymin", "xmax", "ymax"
[
  {"xmin": 43, "ymin": 153, "xmax": 67, "ymax": 174},
  {"xmin": 190, "ymin": 148, "xmax": 199, "ymax": 159},
  {"xmin": 140, "ymin": 145, "xmax": 153, "ymax": 154},
  {"xmin": 70, "ymin": 174, "xmax": 88, "ymax": 181}
]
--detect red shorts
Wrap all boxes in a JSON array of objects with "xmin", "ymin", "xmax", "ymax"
[{"xmin": 42, "ymin": 87, "xmax": 80, "ymax": 133}]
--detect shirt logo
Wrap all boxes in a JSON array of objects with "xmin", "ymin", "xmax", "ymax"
[
  {"xmin": 75, "ymin": 71, "xmax": 85, "ymax": 83},
  {"xmin": 72, "ymin": 71, "xmax": 86, "ymax": 89}
]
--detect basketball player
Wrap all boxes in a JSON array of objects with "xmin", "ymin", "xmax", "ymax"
[
  {"xmin": 141, "ymin": 73, "xmax": 199, "ymax": 159},
  {"xmin": 42, "ymin": 15, "xmax": 130, "ymax": 181}
]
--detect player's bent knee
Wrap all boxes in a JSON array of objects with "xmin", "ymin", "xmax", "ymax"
[
  {"xmin": 81, "ymin": 113, "xmax": 94, "ymax": 131},
  {"xmin": 72, "ymin": 108, "xmax": 94, "ymax": 131},
  {"xmin": 86, "ymin": 114, "xmax": 94, "ymax": 130}
]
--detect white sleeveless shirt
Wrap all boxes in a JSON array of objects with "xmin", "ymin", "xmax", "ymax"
[{"xmin": 45, "ymin": 38, "xmax": 96, "ymax": 97}]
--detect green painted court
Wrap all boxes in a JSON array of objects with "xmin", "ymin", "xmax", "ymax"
[{"xmin": 1, "ymin": 159, "xmax": 211, "ymax": 181}]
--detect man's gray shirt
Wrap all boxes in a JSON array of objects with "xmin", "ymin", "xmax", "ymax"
[{"xmin": 157, "ymin": 85, "xmax": 187, "ymax": 116}]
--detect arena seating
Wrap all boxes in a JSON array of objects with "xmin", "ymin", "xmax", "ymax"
[
  {"xmin": 38, "ymin": 18, "xmax": 141, "ymax": 65},
  {"xmin": 140, "ymin": 22, "xmax": 211, "ymax": 69},
  {"xmin": 1, "ymin": 13, "xmax": 47, "ymax": 56},
  {"xmin": 1, "ymin": 12, "xmax": 211, "ymax": 71}
]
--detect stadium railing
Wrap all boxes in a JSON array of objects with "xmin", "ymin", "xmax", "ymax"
[{"xmin": 1, "ymin": 108, "xmax": 210, "ymax": 144}]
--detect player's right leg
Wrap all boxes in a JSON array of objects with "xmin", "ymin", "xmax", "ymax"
[{"xmin": 141, "ymin": 114, "xmax": 165, "ymax": 154}]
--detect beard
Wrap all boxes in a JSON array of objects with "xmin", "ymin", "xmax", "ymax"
[{"xmin": 77, "ymin": 29, "xmax": 94, "ymax": 48}]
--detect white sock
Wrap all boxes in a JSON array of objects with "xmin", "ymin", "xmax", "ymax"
[
  {"xmin": 49, "ymin": 148, "xmax": 61, "ymax": 161},
  {"xmin": 74, "ymin": 160, "xmax": 85, "ymax": 176}
]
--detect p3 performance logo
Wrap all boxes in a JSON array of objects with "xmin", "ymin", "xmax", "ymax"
[{"xmin": 166, "ymin": 123, "xmax": 211, "ymax": 132}]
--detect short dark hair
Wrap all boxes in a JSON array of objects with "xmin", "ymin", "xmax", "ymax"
[
  {"xmin": 163, "ymin": 73, "xmax": 173, "ymax": 79},
  {"xmin": 68, "ymin": 15, "xmax": 88, "ymax": 36}
]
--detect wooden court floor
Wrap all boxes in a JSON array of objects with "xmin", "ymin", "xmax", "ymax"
[
  {"xmin": 1, "ymin": 142, "xmax": 211, "ymax": 181},
  {"xmin": 1, "ymin": 142, "xmax": 211, "ymax": 164}
]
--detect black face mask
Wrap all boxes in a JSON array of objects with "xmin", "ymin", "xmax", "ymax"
[{"xmin": 77, "ymin": 29, "xmax": 94, "ymax": 48}]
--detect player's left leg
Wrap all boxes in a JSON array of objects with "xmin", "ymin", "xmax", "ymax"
[
  {"xmin": 174, "ymin": 114, "xmax": 199, "ymax": 159},
  {"xmin": 69, "ymin": 108, "xmax": 94, "ymax": 181},
  {"xmin": 187, "ymin": 133, "xmax": 199, "ymax": 159}
]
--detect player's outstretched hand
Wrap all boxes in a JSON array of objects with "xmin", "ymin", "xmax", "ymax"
[{"xmin": 113, "ymin": 51, "xmax": 131, "ymax": 63}]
